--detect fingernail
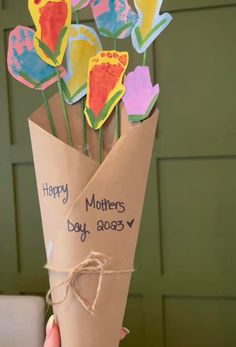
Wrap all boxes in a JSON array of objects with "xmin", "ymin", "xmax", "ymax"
[
  {"xmin": 123, "ymin": 328, "xmax": 130, "ymax": 336},
  {"xmin": 120, "ymin": 327, "xmax": 130, "ymax": 340},
  {"xmin": 46, "ymin": 315, "xmax": 54, "ymax": 337}
]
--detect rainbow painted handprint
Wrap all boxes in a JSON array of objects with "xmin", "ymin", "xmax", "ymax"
[
  {"xmin": 90, "ymin": 0, "xmax": 138, "ymax": 39},
  {"xmin": 8, "ymin": 26, "xmax": 65, "ymax": 90}
]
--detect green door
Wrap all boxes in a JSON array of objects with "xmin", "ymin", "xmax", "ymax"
[{"xmin": 1, "ymin": 1, "xmax": 236, "ymax": 346}]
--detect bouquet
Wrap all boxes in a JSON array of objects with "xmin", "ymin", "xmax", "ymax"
[{"xmin": 7, "ymin": 1, "xmax": 172, "ymax": 346}]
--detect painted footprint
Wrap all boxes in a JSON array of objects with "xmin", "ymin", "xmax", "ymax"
[
  {"xmin": 85, "ymin": 50, "xmax": 129, "ymax": 129},
  {"xmin": 90, "ymin": 0, "xmax": 138, "ymax": 39},
  {"xmin": 28, "ymin": 0, "xmax": 72, "ymax": 66},
  {"xmin": 62, "ymin": 24, "xmax": 102, "ymax": 105}
]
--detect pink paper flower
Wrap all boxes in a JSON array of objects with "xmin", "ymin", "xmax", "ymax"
[
  {"xmin": 72, "ymin": 0, "xmax": 91, "ymax": 11},
  {"xmin": 123, "ymin": 66, "xmax": 160, "ymax": 122},
  {"xmin": 7, "ymin": 26, "xmax": 66, "ymax": 90}
]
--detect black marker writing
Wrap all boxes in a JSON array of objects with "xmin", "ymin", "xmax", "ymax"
[
  {"xmin": 85, "ymin": 194, "xmax": 125, "ymax": 213},
  {"xmin": 42, "ymin": 183, "xmax": 69, "ymax": 204},
  {"xmin": 67, "ymin": 219, "xmax": 90, "ymax": 242},
  {"xmin": 97, "ymin": 220, "xmax": 125, "ymax": 232}
]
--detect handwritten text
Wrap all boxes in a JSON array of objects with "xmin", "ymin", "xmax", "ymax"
[
  {"xmin": 42, "ymin": 183, "xmax": 69, "ymax": 204},
  {"xmin": 85, "ymin": 194, "xmax": 125, "ymax": 213}
]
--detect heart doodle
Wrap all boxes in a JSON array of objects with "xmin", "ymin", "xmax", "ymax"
[{"xmin": 127, "ymin": 219, "xmax": 135, "ymax": 229}]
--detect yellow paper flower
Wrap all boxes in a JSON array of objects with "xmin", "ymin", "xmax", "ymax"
[
  {"xmin": 85, "ymin": 51, "xmax": 129, "ymax": 129},
  {"xmin": 62, "ymin": 24, "xmax": 102, "ymax": 105},
  {"xmin": 132, "ymin": 0, "xmax": 172, "ymax": 53},
  {"xmin": 28, "ymin": 0, "xmax": 72, "ymax": 66}
]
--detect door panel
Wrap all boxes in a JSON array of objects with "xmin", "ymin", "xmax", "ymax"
[
  {"xmin": 157, "ymin": 6, "xmax": 236, "ymax": 157},
  {"xmin": 164, "ymin": 297, "xmax": 236, "ymax": 347}
]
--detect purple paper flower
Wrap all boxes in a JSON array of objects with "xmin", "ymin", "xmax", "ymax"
[{"xmin": 123, "ymin": 66, "xmax": 160, "ymax": 122}]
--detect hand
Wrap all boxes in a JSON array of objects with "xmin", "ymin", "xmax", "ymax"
[{"xmin": 44, "ymin": 315, "xmax": 130, "ymax": 347}]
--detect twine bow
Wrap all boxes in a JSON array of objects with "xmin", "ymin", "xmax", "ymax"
[{"xmin": 45, "ymin": 252, "xmax": 133, "ymax": 315}]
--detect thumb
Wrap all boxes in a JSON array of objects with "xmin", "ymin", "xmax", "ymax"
[{"xmin": 44, "ymin": 316, "xmax": 61, "ymax": 347}]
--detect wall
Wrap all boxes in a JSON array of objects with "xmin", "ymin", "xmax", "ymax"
[{"xmin": 0, "ymin": 1, "xmax": 236, "ymax": 346}]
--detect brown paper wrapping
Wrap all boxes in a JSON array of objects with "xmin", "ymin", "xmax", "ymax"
[{"xmin": 29, "ymin": 93, "xmax": 158, "ymax": 347}]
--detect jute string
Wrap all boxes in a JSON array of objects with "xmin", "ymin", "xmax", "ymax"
[{"xmin": 45, "ymin": 252, "xmax": 133, "ymax": 315}]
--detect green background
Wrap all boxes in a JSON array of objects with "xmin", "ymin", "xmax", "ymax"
[{"xmin": 1, "ymin": 1, "xmax": 236, "ymax": 346}]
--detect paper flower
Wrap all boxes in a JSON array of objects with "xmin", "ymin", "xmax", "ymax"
[
  {"xmin": 123, "ymin": 66, "xmax": 159, "ymax": 122},
  {"xmin": 28, "ymin": 0, "xmax": 72, "ymax": 66},
  {"xmin": 7, "ymin": 26, "xmax": 65, "ymax": 90},
  {"xmin": 62, "ymin": 24, "xmax": 102, "ymax": 105},
  {"xmin": 72, "ymin": 0, "xmax": 91, "ymax": 11},
  {"xmin": 131, "ymin": 0, "xmax": 172, "ymax": 53},
  {"xmin": 90, "ymin": 0, "xmax": 138, "ymax": 39},
  {"xmin": 85, "ymin": 51, "xmax": 129, "ymax": 129}
]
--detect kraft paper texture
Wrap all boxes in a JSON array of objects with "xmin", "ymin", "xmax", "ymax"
[{"xmin": 29, "ymin": 92, "xmax": 158, "ymax": 347}]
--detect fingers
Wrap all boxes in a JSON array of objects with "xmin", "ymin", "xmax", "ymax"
[
  {"xmin": 44, "ymin": 316, "xmax": 61, "ymax": 347},
  {"xmin": 43, "ymin": 316, "xmax": 129, "ymax": 346},
  {"xmin": 120, "ymin": 327, "xmax": 130, "ymax": 341},
  {"xmin": 45, "ymin": 316, "xmax": 54, "ymax": 337}
]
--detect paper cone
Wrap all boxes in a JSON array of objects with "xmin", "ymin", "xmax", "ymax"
[{"xmin": 29, "ymin": 92, "xmax": 159, "ymax": 347}]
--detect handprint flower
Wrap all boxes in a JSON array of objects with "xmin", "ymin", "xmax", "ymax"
[
  {"xmin": 62, "ymin": 24, "xmax": 102, "ymax": 105},
  {"xmin": 7, "ymin": 26, "xmax": 65, "ymax": 90},
  {"xmin": 90, "ymin": 0, "xmax": 138, "ymax": 39},
  {"xmin": 28, "ymin": 0, "xmax": 72, "ymax": 66},
  {"xmin": 85, "ymin": 51, "xmax": 129, "ymax": 129},
  {"xmin": 123, "ymin": 66, "xmax": 159, "ymax": 122},
  {"xmin": 72, "ymin": 0, "xmax": 91, "ymax": 11},
  {"xmin": 131, "ymin": 0, "xmax": 172, "ymax": 53}
]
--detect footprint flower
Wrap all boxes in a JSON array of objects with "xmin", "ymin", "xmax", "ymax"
[
  {"xmin": 72, "ymin": 0, "xmax": 91, "ymax": 11},
  {"xmin": 62, "ymin": 24, "xmax": 102, "ymax": 105},
  {"xmin": 7, "ymin": 26, "xmax": 65, "ymax": 90},
  {"xmin": 90, "ymin": 0, "xmax": 138, "ymax": 40},
  {"xmin": 85, "ymin": 51, "xmax": 129, "ymax": 129},
  {"xmin": 123, "ymin": 66, "xmax": 160, "ymax": 122},
  {"xmin": 28, "ymin": 0, "xmax": 72, "ymax": 66},
  {"xmin": 131, "ymin": 0, "xmax": 172, "ymax": 53}
]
